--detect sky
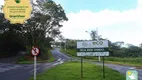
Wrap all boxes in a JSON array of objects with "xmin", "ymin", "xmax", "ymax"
[
  {"xmin": 0, "ymin": 0, "xmax": 142, "ymax": 46},
  {"xmin": 54, "ymin": 0, "xmax": 142, "ymax": 46}
]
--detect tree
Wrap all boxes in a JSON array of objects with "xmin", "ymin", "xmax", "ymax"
[
  {"xmin": 139, "ymin": 43, "xmax": 142, "ymax": 48},
  {"xmin": 58, "ymin": 35, "xmax": 64, "ymax": 48},
  {"xmin": 90, "ymin": 30, "xmax": 97, "ymax": 40},
  {"xmin": 113, "ymin": 41, "xmax": 124, "ymax": 48},
  {"xmin": 89, "ymin": 29, "xmax": 103, "ymax": 40},
  {"xmin": 0, "ymin": 0, "xmax": 68, "ymax": 59},
  {"xmin": 23, "ymin": 0, "xmax": 67, "ymax": 46},
  {"xmin": 108, "ymin": 41, "xmax": 142, "ymax": 57},
  {"xmin": 65, "ymin": 39, "xmax": 77, "ymax": 49},
  {"xmin": 21, "ymin": 0, "xmax": 68, "ymax": 59},
  {"xmin": 0, "ymin": 12, "xmax": 25, "ymax": 56}
]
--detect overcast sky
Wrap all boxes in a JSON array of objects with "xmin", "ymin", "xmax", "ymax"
[{"xmin": 1, "ymin": 0, "xmax": 142, "ymax": 46}]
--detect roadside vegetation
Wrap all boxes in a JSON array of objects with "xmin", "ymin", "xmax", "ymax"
[
  {"xmin": 16, "ymin": 49, "xmax": 55, "ymax": 64},
  {"xmin": 30, "ymin": 62, "xmax": 125, "ymax": 80},
  {"xmin": 60, "ymin": 48, "xmax": 76, "ymax": 57},
  {"xmin": 58, "ymin": 29, "xmax": 142, "ymax": 68},
  {"xmin": 0, "ymin": 0, "xmax": 68, "ymax": 62},
  {"xmin": 60, "ymin": 48, "xmax": 142, "ymax": 68}
]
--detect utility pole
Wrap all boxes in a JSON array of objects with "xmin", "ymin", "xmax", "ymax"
[
  {"xmin": 86, "ymin": 28, "xmax": 101, "ymax": 62},
  {"xmin": 96, "ymin": 28, "xmax": 101, "ymax": 62},
  {"xmin": 65, "ymin": 39, "xmax": 66, "ymax": 51},
  {"xmin": 0, "ymin": 6, "xmax": 2, "ymax": 13},
  {"xmin": 60, "ymin": 41, "xmax": 61, "ymax": 48}
]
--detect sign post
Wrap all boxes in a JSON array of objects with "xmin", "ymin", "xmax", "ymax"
[
  {"xmin": 81, "ymin": 57, "xmax": 83, "ymax": 80},
  {"xmin": 31, "ymin": 46, "xmax": 40, "ymax": 80},
  {"xmin": 102, "ymin": 56, "xmax": 105, "ymax": 78},
  {"xmin": 77, "ymin": 40, "xmax": 109, "ymax": 79},
  {"xmin": 34, "ymin": 55, "xmax": 37, "ymax": 80}
]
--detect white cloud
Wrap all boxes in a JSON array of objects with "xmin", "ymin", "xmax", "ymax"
[
  {"xmin": 137, "ymin": 0, "xmax": 142, "ymax": 8},
  {"xmin": 60, "ymin": 1, "xmax": 142, "ymax": 46},
  {"xmin": 0, "ymin": 0, "xmax": 4, "ymax": 5}
]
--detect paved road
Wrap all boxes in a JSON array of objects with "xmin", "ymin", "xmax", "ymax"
[
  {"xmin": 101, "ymin": 63, "xmax": 142, "ymax": 80},
  {"xmin": 51, "ymin": 48, "xmax": 71, "ymax": 61},
  {"xmin": 89, "ymin": 61, "xmax": 142, "ymax": 80},
  {"xmin": 0, "ymin": 48, "xmax": 70, "ymax": 80}
]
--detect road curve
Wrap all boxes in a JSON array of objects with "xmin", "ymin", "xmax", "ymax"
[
  {"xmin": 51, "ymin": 48, "xmax": 71, "ymax": 61},
  {"xmin": 0, "ymin": 48, "xmax": 70, "ymax": 80}
]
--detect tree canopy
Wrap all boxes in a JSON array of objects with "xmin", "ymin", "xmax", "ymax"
[{"xmin": 0, "ymin": 0, "xmax": 68, "ymax": 59}]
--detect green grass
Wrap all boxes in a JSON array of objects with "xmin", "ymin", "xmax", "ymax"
[
  {"xmin": 60, "ymin": 48, "xmax": 76, "ymax": 57},
  {"xmin": 17, "ymin": 59, "xmax": 54, "ymax": 64},
  {"xmin": 30, "ymin": 62, "xmax": 125, "ymax": 80},
  {"xmin": 61, "ymin": 48, "xmax": 142, "ymax": 68},
  {"xmin": 17, "ymin": 49, "xmax": 55, "ymax": 64}
]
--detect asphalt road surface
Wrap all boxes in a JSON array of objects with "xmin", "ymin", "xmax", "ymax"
[
  {"xmin": 51, "ymin": 48, "xmax": 71, "ymax": 61},
  {"xmin": 0, "ymin": 48, "xmax": 70, "ymax": 80},
  {"xmin": 87, "ymin": 61, "xmax": 141, "ymax": 80}
]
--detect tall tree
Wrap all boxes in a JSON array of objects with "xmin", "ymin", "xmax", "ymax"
[
  {"xmin": 90, "ymin": 30, "xmax": 97, "ymax": 40},
  {"xmin": 21, "ymin": 0, "xmax": 68, "ymax": 59},
  {"xmin": 89, "ymin": 29, "xmax": 102, "ymax": 40},
  {"xmin": 0, "ymin": 12, "xmax": 25, "ymax": 56},
  {"xmin": 23, "ymin": 0, "xmax": 67, "ymax": 46},
  {"xmin": 0, "ymin": 0, "xmax": 68, "ymax": 58}
]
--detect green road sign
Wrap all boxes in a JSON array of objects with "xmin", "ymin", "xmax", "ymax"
[
  {"xmin": 77, "ymin": 48, "xmax": 109, "ymax": 52},
  {"xmin": 77, "ymin": 40, "xmax": 109, "ymax": 56},
  {"xmin": 126, "ymin": 70, "xmax": 138, "ymax": 80}
]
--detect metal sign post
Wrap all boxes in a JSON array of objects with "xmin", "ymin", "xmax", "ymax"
[
  {"xmin": 102, "ymin": 56, "xmax": 105, "ymax": 78},
  {"xmin": 31, "ymin": 46, "xmax": 40, "ymax": 80},
  {"xmin": 34, "ymin": 56, "xmax": 37, "ymax": 80},
  {"xmin": 77, "ymin": 40, "xmax": 109, "ymax": 79},
  {"xmin": 81, "ymin": 57, "xmax": 83, "ymax": 80}
]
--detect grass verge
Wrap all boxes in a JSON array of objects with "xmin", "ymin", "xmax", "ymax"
[
  {"xmin": 60, "ymin": 48, "xmax": 76, "ymax": 57},
  {"xmin": 30, "ymin": 61, "xmax": 125, "ymax": 80}
]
